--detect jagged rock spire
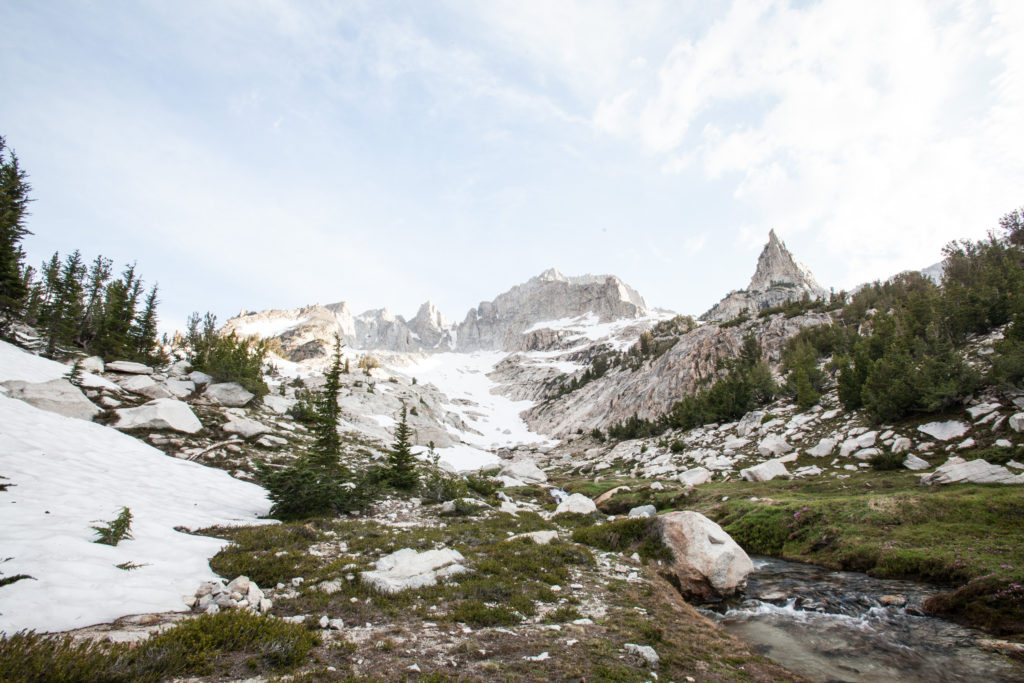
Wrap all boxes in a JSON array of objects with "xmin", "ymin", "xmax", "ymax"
[{"xmin": 748, "ymin": 229, "xmax": 824, "ymax": 293}]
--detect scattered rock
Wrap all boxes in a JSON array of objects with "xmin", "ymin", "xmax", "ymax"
[
  {"xmin": 188, "ymin": 370, "xmax": 214, "ymax": 386},
  {"xmin": 105, "ymin": 360, "xmax": 153, "ymax": 375},
  {"xmin": 891, "ymin": 437, "xmax": 912, "ymax": 454},
  {"xmin": 506, "ymin": 530, "xmax": 558, "ymax": 545},
  {"xmin": 968, "ymin": 402, "xmax": 1001, "ymax": 420},
  {"xmin": 678, "ymin": 467, "xmax": 712, "ymax": 487},
  {"xmin": 1, "ymin": 379, "xmax": 100, "ymax": 420},
  {"xmin": 917, "ymin": 420, "xmax": 970, "ymax": 442},
  {"xmin": 117, "ymin": 374, "xmax": 173, "ymax": 399},
  {"xmin": 554, "ymin": 493, "xmax": 597, "ymax": 515},
  {"xmin": 806, "ymin": 437, "xmax": 836, "ymax": 458},
  {"xmin": 222, "ymin": 416, "xmax": 272, "ymax": 439},
  {"xmin": 499, "ymin": 459, "xmax": 548, "ymax": 484},
  {"xmin": 879, "ymin": 594, "xmax": 907, "ymax": 607},
  {"xmin": 920, "ymin": 459, "xmax": 1024, "ymax": 485},
  {"xmin": 261, "ymin": 394, "xmax": 296, "ymax": 414},
  {"xmin": 205, "ymin": 382, "xmax": 255, "ymax": 407},
  {"xmin": 903, "ymin": 454, "xmax": 931, "ymax": 471},
  {"xmin": 657, "ymin": 511, "xmax": 754, "ymax": 600},
  {"xmin": 594, "ymin": 485, "xmax": 631, "ymax": 505},
  {"xmin": 361, "ymin": 548, "xmax": 468, "ymax": 593},
  {"xmin": 1010, "ymin": 413, "xmax": 1024, "ymax": 433},
  {"xmin": 163, "ymin": 379, "xmax": 196, "ymax": 399},
  {"xmin": 757, "ymin": 434, "xmax": 793, "ymax": 457},
  {"xmin": 114, "ymin": 398, "xmax": 203, "ymax": 434},
  {"xmin": 256, "ymin": 434, "xmax": 289, "ymax": 448},
  {"xmin": 628, "ymin": 505, "xmax": 657, "ymax": 518},
  {"xmin": 624, "ymin": 643, "xmax": 660, "ymax": 668},
  {"xmin": 79, "ymin": 356, "xmax": 105, "ymax": 373},
  {"xmin": 740, "ymin": 459, "xmax": 790, "ymax": 483}
]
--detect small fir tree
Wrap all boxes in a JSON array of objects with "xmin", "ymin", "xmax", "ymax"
[
  {"xmin": 386, "ymin": 406, "xmax": 419, "ymax": 491},
  {"xmin": 0, "ymin": 137, "xmax": 32, "ymax": 336},
  {"xmin": 311, "ymin": 336, "xmax": 343, "ymax": 461}
]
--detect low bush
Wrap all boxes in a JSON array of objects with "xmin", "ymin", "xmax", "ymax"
[
  {"xmin": 870, "ymin": 450, "xmax": 905, "ymax": 471},
  {"xmin": 571, "ymin": 517, "xmax": 671, "ymax": 562}
]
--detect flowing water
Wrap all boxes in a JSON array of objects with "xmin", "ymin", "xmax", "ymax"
[{"xmin": 703, "ymin": 557, "xmax": 1023, "ymax": 682}]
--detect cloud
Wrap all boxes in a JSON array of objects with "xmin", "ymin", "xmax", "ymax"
[{"xmin": 591, "ymin": 0, "xmax": 1024, "ymax": 287}]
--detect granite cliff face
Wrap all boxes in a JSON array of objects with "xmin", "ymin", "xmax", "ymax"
[
  {"xmin": 455, "ymin": 269, "xmax": 649, "ymax": 352},
  {"xmin": 223, "ymin": 268, "xmax": 650, "ymax": 359},
  {"xmin": 701, "ymin": 230, "xmax": 828, "ymax": 322}
]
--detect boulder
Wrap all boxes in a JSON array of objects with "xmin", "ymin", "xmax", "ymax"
[
  {"xmin": 968, "ymin": 402, "xmax": 1001, "ymax": 420},
  {"xmin": 166, "ymin": 360, "xmax": 191, "ymax": 376},
  {"xmin": 735, "ymin": 411, "xmax": 765, "ymax": 437},
  {"xmin": 855, "ymin": 431, "xmax": 878, "ymax": 448},
  {"xmin": 506, "ymin": 530, "xmax": 558, "ymax": 545},
  {"xmin": 917, "ymin": 420, "xmax": 970, "ymax": 442},
  {"xmin": 256, "ymin": 434, "xmax": 288, "ymax": 448},
  {"xmin": 360, "ymin": 548, "xmax": 468, "ymax": 593},
  {"xmin": 854, "ymin": 447, "xmax": 882, "ymax": 460},
  {"xmin": 117, "ymin": 374, "xmax": 172, "ymax": 400},
  {"xmin": 188, "ymin": 370, "xmax": 214, "ymax": 386},
  {"xmin": 678, "ymin": 467, "xmax": 712, "ymax": 487},
  {"xmin": 1010, "ymin": 413, "xmax": 1024, "ymax": 433},
  {"xmin": 2, "ymin": 379, "xmax": 100, "ymax": 420},
  {"xmin": 891, "ymin": 437, "xmax": 912, "ymax": 454},
  {"xmin": 920, "ymin": 459, "xmax": 1024, "ymax": 486},
  {"xmin": 222, "ymin": 416, "xmax": 272, "ymax": 439},
  {"xmin": 657, "ymin": 511, "xmax": 754, "ymax": 600},
  {"xmin": 105, "ymin": 360, "xmax": 153, "ymax": 375},
  {"xmin": 903, "ymin": 454, "xmax": 931, "ymax": 471},
  {"xmin": 628, "ymin": 505, "xmax": 657, "ymax": 518},
  {"xmin": 114, "ymin": 398, "xmax": 203, "ymax": 434},
  {"xmin": 79, "ymin": 356, "xmax": 105, "ymax": 373},
  {"xmin": 740, "ymin": 459, "xmax": 790, "ymax": 482},
  {"xmin": 205, "ymin": 382, "xmax": 255, "ymax": 407},
  {"xmin": 624, "ymin": 643, "xmax": 660, "ymax": 668},
  {"xmin": 554, "ymin": 493, "xmax": 597, "ymax": 515},
  {"xmin": 262, "ymin": 394, "xmax": 296, "ymax": 414},
  {"xmin": 757, "ymin": 435, "xmax": 793, "ymax": 457},
  {"xmin": 793, "ymin": 465, "xmax": 823, "ymax": 477},
  {"xmin": 164, "ymin": 379, "xmax": 195, "ymax": 399},
  {"xmin": 806, "ymin": 437, "xmax": 836, "ymax": 458},
  {"xmin": 722, "ymin": 437, "xmax": 749, "ymax": 451},
  {"xmin": 499, "ymin": 459, "xmax": 548, "ymax": 484},
  {"xmin": 594, "ymin": 485, "xmax": 631, "ymax": 505}
]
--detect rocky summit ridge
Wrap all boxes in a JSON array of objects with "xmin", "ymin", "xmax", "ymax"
[
  {"xmin": 223, "ymin": 268, "xmax": 652, "ymax": 359},
  {"xmin": 701, "ymin": 230, "xmax": 828, "ymax": 322}
]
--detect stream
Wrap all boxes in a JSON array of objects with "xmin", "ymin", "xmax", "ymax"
[{"xmin": 702, "ymin": 557, "xmax": 1023, "ymax": 682}]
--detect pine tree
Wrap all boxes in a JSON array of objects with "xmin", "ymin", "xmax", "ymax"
[
  {"xmin": 44, "ymin": 250, "xmax": 86, "ymax": 357},
  {"xmin": 311, "ymin": 336, "xmax": 343, "ymax": 462},
  {"xmin": 386, "ymin": 406, "xmax": 419, "ymax": 491},
  {"xmin": 79, "ymin": 255, "xmax": 112, "ymax": 346},
  {"xmin": 0, "ymin": 137, "xmax": 32, "ymax": 336},
  {"xmin": 131, "ymin": 284, "xmax": 160, "ymax": 363},
  {"xmin": 93, "ymin": 264, "xmax": 138, "ymax": 359}
]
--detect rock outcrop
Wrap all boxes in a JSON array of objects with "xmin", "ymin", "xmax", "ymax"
[
  {"xmin": 2, "ymin": 379, "xmax": 101, "ymax": 420},
  {"xmin": 360, "ymin": 548, "xmax": 468, "ymax": 593},
  {"xmin": 114, "ymin": 398, "xmax": 203, "ymax": 434},
  {"xmin": 702, "ymin": 230, "xmax": 828, "ymax": 322}
]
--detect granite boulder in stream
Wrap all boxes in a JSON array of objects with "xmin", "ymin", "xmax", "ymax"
[{"xmin": 657, "ymin": 511, "xmax": 754, "ymax": 600}]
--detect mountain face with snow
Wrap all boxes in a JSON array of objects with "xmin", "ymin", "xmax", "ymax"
[
  {"xmin": 701, "ymin": 230, "xmax": 829, "ymax": 322},
  {"xmin": 224, "ymin": 268, "xmax": 650, "ymax": 359}
]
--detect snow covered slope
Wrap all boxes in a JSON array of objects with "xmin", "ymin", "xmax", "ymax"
[{"xmin": 0, "ymin": 345, "xmax": 271, "ymax": 634}]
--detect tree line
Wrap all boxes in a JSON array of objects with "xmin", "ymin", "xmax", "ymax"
[{"xmin": 0, "ymin": 136, "xmax": 163, "ymax": 363}]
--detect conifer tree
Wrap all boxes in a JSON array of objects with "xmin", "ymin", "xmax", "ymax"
[
  {"xmin": 131, "ymin": 284, "xmax": 160, "ymax": 363},
  {"xmin": 0, "ymin": 137, "xmax": 32, "ymax": 335},
  {"xmin": 386, "ymin": 406, "xmax": 419, "ymax": 491},
  {"xmin": 43, "ymin": 250, "xmax": 85, "ymax": 357},
  {"xmin": 311, "ymin": 336, "xmax": 343, "ymax": 462},
  {"xmin": 79, "ymin": 255, "xmax": 112, "ymax": 346}
]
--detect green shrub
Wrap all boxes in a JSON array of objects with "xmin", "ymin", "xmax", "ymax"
[
  {"xmin": 571, "ymin": 517, "xmax": 671, "ymax": 562},
  {"xmin": 449, "ymin": 600, "xmax": 520, "ymax": 627},
  {"xmin": 870, "ymin": 450, "xmax": 906, "ymax": 471},
  {"xmin": 255, "ymin": 460, "xmax": 377, "ymax": 520},
  {"xmin": 91, "ymin": 506, "xmax": 132, "ymax": 546},
  {"xmin": 465, "ymin": 473, "xmax": 500, "ymax": 498}
]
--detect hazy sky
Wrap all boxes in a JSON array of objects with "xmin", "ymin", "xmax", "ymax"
[{"xmin": 2, "ymin": 1, "xmax": 1022, "ymax": 333}]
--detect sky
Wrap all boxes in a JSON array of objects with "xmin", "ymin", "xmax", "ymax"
[{"xmin": 1, "ymin": 0, "xmax": 1022, "ymax": 334}]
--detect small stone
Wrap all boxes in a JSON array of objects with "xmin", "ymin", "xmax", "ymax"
[
  {"xmin": 319, "ymin": 615, "xmax": 330, "ymax": 629},
  {"xmin": 879, "ymin": 594, "xmax": 907, "ymax": 607},
  {"xmin": 628, "ymin": 505, "xmax": 657, "ymax": 518},
  {"xmin": 624, "ymin": 643, "xmax": 660, "ymax": 668}
]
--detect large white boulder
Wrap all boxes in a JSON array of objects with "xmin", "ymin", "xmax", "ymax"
[
  {"xmin": 78, "ymin": 356, "xmax": 105, "ymax": 374},
  {"xmin": 188, "ymin": 370, "xmax": 213, "ymax": 386},
  {"xmin": 657, "ymin": 511, "xmax": 754, "ymax": 600},
  {"xmin": 678, "ymin": 467, "xmax": 712, "ymax": 487},
  {"xmin": 891, "ymin": 437, "xmax": 912, "ymax": 454},
  {"xmin": 903, "ymin": 454, "xmax": 931, "ymax": 471},
  {"xmin": 917, "ymin": 420, "xmax": 970, "ymax": 442},
  {"xmin": 114, "ymin": 398, "xmax": 203, "ymax": 434},
  {"xmin": 740, "ymin": 459, "xmax": 790, "ymax": 482},
  {"xmin": 499, "ymin": 459, "xmax": 548, "ymax": 484},
  {"xmin": 222, "ymin": 416, "xmax": 272, "ymax": 439},
  {"xmin": 735, "ymin": 410, "xmax": 765, "ymax": 437},
  {"xmin": 117, "ymin": 374, "xmax": 172, "ymax": 400},
  {"xmin": 921, "ymin": 459, "xmax": 1024, "ymax": 486},
  {"xmin": 757, "ymin": 434, "xmax": 793, "ymax": 457},
  {"xmin": 554, "ymin": 493, "xmax": 597, "ymax": 515},
  {"xmin": 105, "ymin": 360, "xmax": 153, "ymax": 375},
  {"xmin": 261, "ymin": 394, "xmax": 296, "ymax": 414},
  {"xmin": 164, "ymin": 378, "xmax": 196, "ymax": 399},
  {"xmin": 1, "ymin": 379, "xmax": 100, "ymax": 421},
  {"xmin": 204, "ymin": 382, "xmax": 255, "ymax": 407},
  {"xmin": 806, "ymin": 437, "xmax": 836, "ymax": 458},
  {"xmin": 360, "ymin": 548, "xmax": 467, "ymax": 594}
]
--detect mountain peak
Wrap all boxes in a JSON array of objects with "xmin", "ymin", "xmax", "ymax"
[
  {"xmin": 748, "ymin": 230, "xmax": 824, "ymax": 293},
  {"xmin": 537, "ymin": 267, "xmax": 567, "ymax": 282}
]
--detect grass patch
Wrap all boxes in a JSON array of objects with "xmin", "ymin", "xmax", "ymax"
[
  {"xmin": 571, "ymin": 517, "xmax": 672, "ymax": 562},
  {"xmin": 0, "ymin": 610, "xmax": 318, "ymax": 682}
]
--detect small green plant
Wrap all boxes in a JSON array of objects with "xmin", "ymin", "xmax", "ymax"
[
  {"xmin": 91, "ymin": 506, "xmax": 133, "ymax": 546},
  {"xmin": 466, "ymin": 473, "xmax": 500, "ymax": 498},
  {"xmin": 870, "ymin": 450, "xmax": 905, "ymax": 471},
  {"xmin": 115, "ymin": 561, "xmax": 148, "ymax": 571},
  {"xmin": 64, "ymin": 358, "xmax": 84, "ymax": 387}
]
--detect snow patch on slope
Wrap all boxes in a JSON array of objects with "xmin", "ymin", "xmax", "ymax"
[{"xmin": 0, "ymin": 344, "xmax": 271, "ymax": 633}]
